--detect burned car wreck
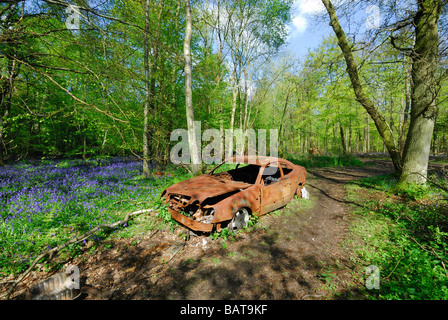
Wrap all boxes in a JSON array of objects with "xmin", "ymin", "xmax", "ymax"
[{"xmin": 161, "ymin": 156, "xmax": 307, "ymax": 233}]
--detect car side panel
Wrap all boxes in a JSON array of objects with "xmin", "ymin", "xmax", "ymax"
[{"xmin": 210, "ymin": 185, "xmax": 261, "ymax": 223}]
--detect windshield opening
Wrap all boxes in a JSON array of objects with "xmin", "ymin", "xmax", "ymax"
[{"xmin": 210, "ymin": 162, "xmax": 260, "ymax": 184}]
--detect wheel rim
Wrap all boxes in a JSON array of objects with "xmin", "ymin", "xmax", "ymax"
[{"xmin": 229, "ymin": 208, "xmax": 249, "ymax": 232}]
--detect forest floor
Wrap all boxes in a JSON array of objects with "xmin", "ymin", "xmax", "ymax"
[
  {"xmin": 9, "ymin": 159, "xmax": 447, "ymax": 300},
  {"xmin": 71, "ymin": 160, "xmax": 395, "ymax": 300}
]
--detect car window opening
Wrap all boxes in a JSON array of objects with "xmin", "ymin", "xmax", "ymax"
[
  {"xmin": 212, "ymin": 163, "xmax": 261, "ymax": 184},
  {"xmin": 281, "ymin": 163, "xmax": 293, "ymax": 176},
  {"xmin": 262, "ymin": 164, "xmax": 282, "ymax": 186}
]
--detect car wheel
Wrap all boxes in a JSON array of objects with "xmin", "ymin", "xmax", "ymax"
[{"xmin": 228, "ymin": 208, "xmax": 250, "ymax": 232}]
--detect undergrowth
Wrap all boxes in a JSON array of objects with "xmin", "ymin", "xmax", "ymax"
[
  {"xmin": 346, "ymin": 173, "xmax": 448, "ymax": 299},
  {"xmin": 287, "ymin": 154, "xmax": 364, "ymax": 168},
  {"xmin": 0, "ymin": 158, "xmax": 192, "ymax": 276}
]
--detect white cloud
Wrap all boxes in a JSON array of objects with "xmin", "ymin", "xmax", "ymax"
[
  {"xmin": 298, "ymin": 0, "xmax": 326, "ymax": 14},
  {"xmin": 292, "ymin": 14, "xmax": 308, "ymax": 35},
  {"xmin": 290, "ymin": 0, "xmax": 327, "ymax": 37}
]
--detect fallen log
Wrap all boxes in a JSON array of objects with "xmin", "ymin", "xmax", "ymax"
[{"xmin": 2, "ymin": 208, "xmax": 154, "ymax": 300}]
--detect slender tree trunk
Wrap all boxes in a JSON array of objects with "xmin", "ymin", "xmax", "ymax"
[
  {"xmin": 243, "ymin": 66, "xmax": 250, "ymax": 131},
  {"xmin": 230, "ymin": 63, "xmax": 238, "ymax": 131},
  {"xmin": 143, "ymin": 0, "xmax": 164, "ymax": 176},
  {"xmin": 339, "ymin": 122, "xmax": 346, "ymax": 154},
  {"xmin": 398, "ymin": 0, "xmax": 442, "ymax": 185},
  {"xmin": 165, "ymin": 0, "xmax": 182, "ymax": 167},
  {"xmin": 142, "ymin": 0, "xmax": 151, "ymax": 177},
  {"xmin": 239, "ymin": 85, "xmax": 243, "ymax": 129},
  {"xmin": 151, "ymin": 0, "xmax": 164, "ymax": 170},
  {"xmin": 184, "ymin": 0, "xmax": 201, "ymax": 174},
  {"xmin": 278, "ymin": 86, "xmax": 292, "ymax": 142},
  {"xmin": 0, "ymin": 86, "xmax": 10, "ymax": 165},
  {"xmin": 399, "ymin": 59, "xmax": 412, "ymax": 157},
  {"xmin": 216, "ymin": 0, "xmax": 226, "ymax": 157},
  {"xmin": 348, "ymin": 116, "xmax": 352, "ymax": 153},
  {"xmin": 366, "ymin": 114, "xmax": 370, "ymax": 152},
  {"xmin": 0, "ymin": 55, "xmax": 20, "ymax": 165}
]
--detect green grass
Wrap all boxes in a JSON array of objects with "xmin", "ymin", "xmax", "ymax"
[{"xmin": 346, "ymin": 174, "xmax": 448, "ymax": 299}]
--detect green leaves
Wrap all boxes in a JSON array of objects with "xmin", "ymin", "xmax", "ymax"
[{"xmin": 347, "ymin": 174, "xmax": 448, "ymax": 299}]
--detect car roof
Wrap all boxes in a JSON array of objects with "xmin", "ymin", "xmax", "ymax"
[{"xmin": 224, "ymin": 155, "xmax": 283, "ymax": 166}]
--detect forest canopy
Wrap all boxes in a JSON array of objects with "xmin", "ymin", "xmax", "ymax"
[
  {"xmin": 0, "ymin": 0, "xmax": 447, "ymax": 180},
  {"xmin": 1, "ymin": 0, "xmax": 448, "ymax": 302}
]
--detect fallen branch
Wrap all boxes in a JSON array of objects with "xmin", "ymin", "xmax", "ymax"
[
  {"xmin": 2, "ymin": 208, "xmax": 153, "ymax": 300},
  {"xmin": 442, "ymin": 261, "xmax": 448, "ymax": 280},
  {"xmin": 416, "ymin": 172, "xmax": 448, "ymax": 193},
  {"xmin": 408, "ymin": 234, "xmax": 448, "ymax": 266}
]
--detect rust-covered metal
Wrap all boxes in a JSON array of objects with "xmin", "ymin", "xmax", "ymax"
[{"xmin": 161, "ymin": 156, "xmax": 307, "ymax": 232}]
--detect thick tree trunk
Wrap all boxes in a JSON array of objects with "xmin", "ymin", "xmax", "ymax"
[
  {"xmin": 398, "ymin": 0, "xmax": 442, "ymax": 185},
  {"xmin": 184, "ymin": 0, "xmax": 201, "ymax": 174}
]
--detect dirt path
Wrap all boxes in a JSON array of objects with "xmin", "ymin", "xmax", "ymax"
[
  {"xmin": 70, "ymin": 162, "xmax": 393, "ymax": 300},
  {"xmin": 10, "ymin": 162, "xmax": 395, "ymax": 300}
]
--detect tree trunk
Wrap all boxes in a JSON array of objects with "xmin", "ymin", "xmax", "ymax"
[
  {"xmin": 151, "ymin": 0, "xmax": 164, "ymax": 170},
  {"xmin": 398, "ymin": 0, "xmax": 442, "ymax": 185},
  {"xmin": 278, "ymin": 86, "xmax": 291, "ymax": 142},
  {"xmin": 143, "ymin": 0, "xmax": 164, "ymax": 176},
  {"xmin": 230, "ymin": 63, "xmax": 238, "ymax": 131},
  {"xmin": 243, "ymin": 66, "xmax": 250, "ymax": 131},
  {"xmin": 399, "ymin": 58, "xmax": 411, "ymax": 157},
  {"xmin": 348, "ymin": 115, "xmax": 352, "ymax": 153},
  {"xmin": 142, "ymin": 0, "xmax": 151, "ymax": 178},
  {"xmin": 165, "ymin": 0, "xmax": 182, "ymax": 168},
  {"xmin": 184, "ymin": 0, "xmax": 201, "ymax": 174},
  {"xmin": 339, "ymin": 122, "xmax": 346, "ymax": 154},
  {"xmin": 366, "ymin": 114, "xmax": 370, "ymax": 153},
  {"xmin": 321, "ymin": 0, "xmax": 402, "ymax": 172},
  {"xmin": 0, "ymin": 57, "xmax": 20, "ymax": 165},
  {"xmin": 143, "ymin": 0, "xmax": 150, "ymax": 178}
]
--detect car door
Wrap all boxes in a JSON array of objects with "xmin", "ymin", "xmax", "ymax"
[
  {"xmin": 279, "ymin": 161, "xmax": 294, "ymax": 201},
  {"xmin": 260, "ymin": 161, "xmax": 289, "ymax": 215}
]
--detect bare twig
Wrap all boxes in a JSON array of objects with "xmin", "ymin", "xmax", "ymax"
[
  {"xmin": 442, "ymin": 261, "xmax": 448, "ymax": 280},
  {"xmin": 415, "ymin": 172, "xmax": 448, "ymax": 194},
  {"xmin": 385, "ymin": 257, "xmax": 403, "ymax": 279},
  {"xmin": 413, "ymin": 172, "xmax": 448, "ymax": 201},
  {"xmin": 408, "ymin": 235, "xmax": 448, "ymax": 265}
]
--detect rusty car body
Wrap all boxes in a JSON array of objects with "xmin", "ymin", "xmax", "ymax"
[{"xmin": 161, "ymin": 156, "xmax": 307, "ymax": 233}]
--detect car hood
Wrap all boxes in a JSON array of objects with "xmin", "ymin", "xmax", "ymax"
[{"xmin": 164, "ymin": 174, "xmax": 252, "ymax": 203}]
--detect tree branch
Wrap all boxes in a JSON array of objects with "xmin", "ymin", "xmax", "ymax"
[
  {"xmin": 389, "ymin": 35, "xmax": 414, "ymax": 55},
  {"xmin": 4, "ymin": 54, "xmax": 129, "ymax": 123}
]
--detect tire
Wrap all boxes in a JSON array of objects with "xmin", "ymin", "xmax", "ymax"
[{"xmin": 228, "ymin": 208, "xmax": 250, "ymax": 232}]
